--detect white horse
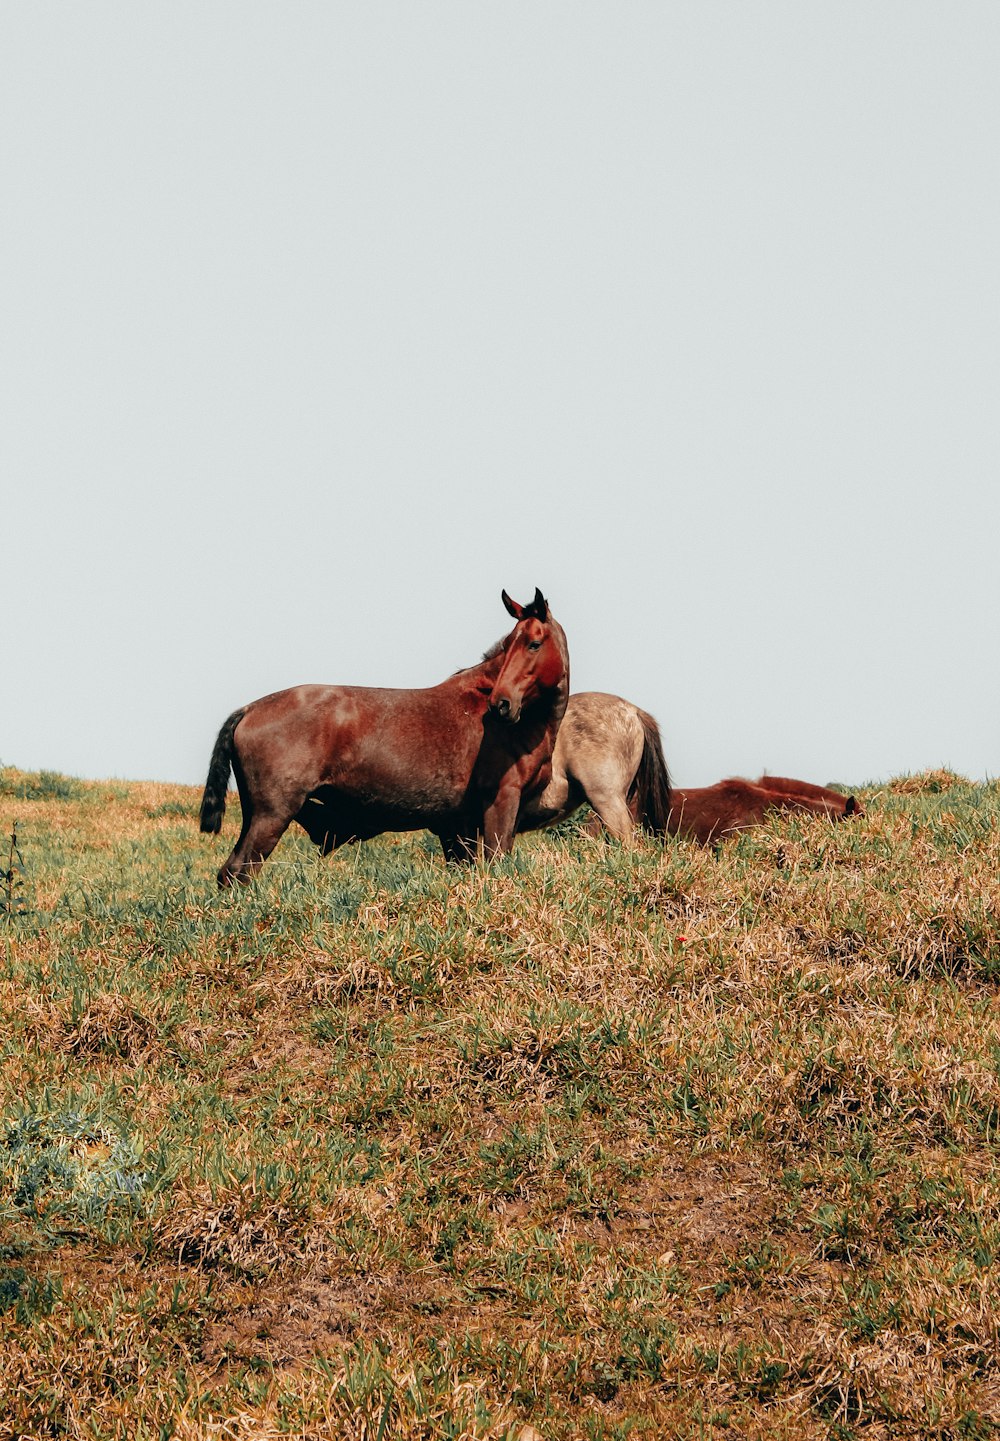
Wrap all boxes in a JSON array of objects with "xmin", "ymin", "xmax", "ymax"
[{"xmin": 518, "ymin": 691, "xmax": 671, "ymax": 841}]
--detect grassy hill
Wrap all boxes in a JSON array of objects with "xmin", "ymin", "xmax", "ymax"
[{"xmin": 1, "ymin": 765, "xmax": 998, "ymax": 1439}]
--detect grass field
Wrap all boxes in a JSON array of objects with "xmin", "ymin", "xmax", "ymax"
[{"xmin": 1, "ymin": 764, "xmax": 998, "ymax": 1440}]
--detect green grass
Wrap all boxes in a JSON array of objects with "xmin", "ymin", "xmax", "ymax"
[{"xmin": 1, "ymin": 766, "xmax": 999, "ymax": 1438}]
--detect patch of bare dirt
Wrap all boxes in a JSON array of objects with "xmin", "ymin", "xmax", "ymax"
[
  {"xmin": 201, "ymin": 1261, "xmax": 385, "ymax": 1369},
  {"xmin": 604, "ymin": 1153, "xmax": 783, "ymax": 1263}
]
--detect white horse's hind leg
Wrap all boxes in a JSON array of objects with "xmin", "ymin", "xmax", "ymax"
[
  {"xmin": 584, "ymin": 787, "xmax": 635, "ymax": 841},
  {"xmin": 576, "ymin": 712, "xmax": 644, "ymax": 841}
]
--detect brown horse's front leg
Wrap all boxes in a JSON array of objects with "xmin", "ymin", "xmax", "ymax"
[
  {"xmin": 439, "ymin": 832, "xmax": 477, "ymax": 864},
  {"xmin": 481, "ymin": 787, "xmax": 521, "ymax": 858}
]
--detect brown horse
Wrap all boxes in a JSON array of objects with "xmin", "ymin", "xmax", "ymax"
[
  {"xmin": 517, "ymin": 690, "xmax": 672, "ymax": 840},
  {"xmin": 518, "ymin": 691, "xmax": 859, "ymax": 845},
  {"xmin": 668, "ymin": 776, "xmax": 861, "ymax": 846},
  {"xmin": 200, "ymin": 589, "xmax": 569, "ymax": 885}
]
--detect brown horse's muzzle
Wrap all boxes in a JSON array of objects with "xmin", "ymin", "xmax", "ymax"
[{"xmin": 490, "ymin": 696, "xmax": 520, "ymax": 724}]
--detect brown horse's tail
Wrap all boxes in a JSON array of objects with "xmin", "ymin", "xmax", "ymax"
[
  {"xmin": 630, "ymin": 708, "xmax": 673, "ymax": 835},
  {"xmin": 199, "ymin": 708, "xmax": 246, "ymax": 834}
]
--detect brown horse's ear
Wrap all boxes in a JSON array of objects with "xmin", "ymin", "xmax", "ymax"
[
  {"xmin": 524, "ymin": 587, "xmax": 549, "ymax": 622},
  {"xmin": 501, "ymin": 589, "xmax": 523, "ymax": 620},
  {"xmin": 845, "ymin": 795, "xmax": 858, "ymax": 815}
]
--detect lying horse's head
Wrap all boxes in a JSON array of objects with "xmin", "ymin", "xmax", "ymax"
[{"xmin": 489, "ymin": 587, "xmax": 569, "ymax": 725}]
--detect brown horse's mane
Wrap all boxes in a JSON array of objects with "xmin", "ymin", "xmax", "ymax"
[
  {"xmin": 450, "ymin": 635, "xmax": 510, "ymax": 677},
  {"xmin": 481, "ymin": 635, "xmax": 511, "ymax": 662}
]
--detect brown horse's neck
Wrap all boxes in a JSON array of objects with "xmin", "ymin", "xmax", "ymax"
[
  {"xmin": 447, "ymin": 638, "xmax": 508, "ymax": 694},
  {"xmin": 470, "ymin": 648, "xmax": 507, "ymax": 696},
  {"xmin": 446, "ymin": 617, "xmax": 568, "ymax": 757},
  {"xmin": 513, "ymin": 685, "xmax": 567, "ymax": 750}
]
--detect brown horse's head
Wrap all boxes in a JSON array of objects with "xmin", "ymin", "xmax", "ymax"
[{"xmin": 488, "ymin": 588, "xmax": 569, "ymax": 724}]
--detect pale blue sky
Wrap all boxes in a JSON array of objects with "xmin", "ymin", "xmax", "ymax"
[{"xmin": 3, "ymin": 4, "xmax": 998, "ymax": 788}]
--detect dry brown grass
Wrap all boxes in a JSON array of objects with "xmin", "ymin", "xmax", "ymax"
[{"xmin": 887, "ymin": 768, "xmax": 970, "ymax": 795}]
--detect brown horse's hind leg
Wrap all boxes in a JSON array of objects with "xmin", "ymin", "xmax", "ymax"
[
  {"xmin": 218, "ymin": 811, "xmax": 293, "ymax": 887},
  {"xmin": 216, "ymin": 755, "xmax": 254, "ymax": 886},
  {"xmin": 216, "ymin": 749, "xmax": 312, "ymax": 886}
]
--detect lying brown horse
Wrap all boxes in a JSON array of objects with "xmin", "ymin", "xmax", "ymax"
[
  {"xmin": 668, "ymin": 776, "xmax": 861, "ymax": 846},
  {"xmin": 518, "ymin": 692, "xmax": 859, "ymax": 844},
  {"xmin": 200, "ymin": 589, "xmax": 569, "ymax": 885}
]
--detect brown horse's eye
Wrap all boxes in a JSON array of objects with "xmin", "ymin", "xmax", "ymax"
[{"xmin": 527, "ymin": 639, "xmax": 542, "ymax": 651}]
